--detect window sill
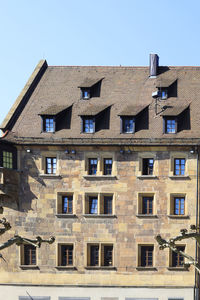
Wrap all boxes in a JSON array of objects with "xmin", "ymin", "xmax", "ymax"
[
  {"xmin": 83, "ymin": 175, "xmax": 117, "ymax": 180},
  {"xmin": 55, "ymin": 266, "xmax": 77, "ymax": 270},
  {"xmin": 137, "ymin": 175, "xmax": 158, "ymax": 179},
  {"xmin": 39, "ymin": 174, "xmax": 62, "ymax": 179},
  {"xmin": 56, "ymin": 214, "xmax": 77, "ymax": 218},
  {"xmin": 19, "ymin": 265, "xmax": 39, "ymax": 270},
  {"xmin": 168, "ymin": 215, "xmax": 190, "ymax": 219},
  {"xmin": 167, "ymin": 267, "xmax": 189, "ymax": 271},
  {"xmin": 136, "ymin": 267, "xmax": 157, "ymax": 271},
  {"xmin": 169, "ymin": 175, "xmax": 190, "ymax": 180},
  {"xmin": 83, "ymin": 214, "xmax": 117, "ymax": 218},
  {"xmin": 136, "ymin": 214, "xmax": 158, "ymax": 218},
  {"xmin": 85, "ymin": 266, "xmax": 116, "ymax": 270}
]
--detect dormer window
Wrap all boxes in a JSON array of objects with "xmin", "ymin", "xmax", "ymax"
[
  {"xmin": 39, "ymin": 105, "xmax": 72, "ymax": 133},
  {"xmin": 81, "ymin": 89, "xmax": 90, "ymax": 100},
  {"xmin": 119, "ymin": 105, "xmax": 148, "ymax": 134},
  {"xmin": 78, "ymin": 78, "xmax": 103, "ymax": 100},
  {"xmin": 80, "ymin": 105, "xmax": 110, "ymax": 134},
  {"xmin": 161, "ymin": 105, "xmax": 189, "ymax": 134},
  {"xmin": 156, "ymin": 78, "xmax": 177, "ymax": 100}
]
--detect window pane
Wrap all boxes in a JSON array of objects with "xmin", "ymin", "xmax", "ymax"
[
  {"xmin": 90, "ymin": 245, "xmax": 99, "ymax": 266},
  {"xmin": 141, "ymin": 246, "xmax": 153, "ymax": 267},
  {"xmin": 84, "ymin": 119, "xmax": 94, "ymax": 133},
  {"xmin": 89, "ymin": 197, "xmax": 98, "ymax": 214},
  {"xmin": 62, "ymin": 196, "xmax": 73, "ymax": 213},
  {"xmin": 174, "ymin": 158, "xmax": 185, "ymax": 175},
  {"xmin": 89, "ymin": 158, "xmax": 97, "ymax": 175},
  {"xmin": 103, "ymin": 245, "xmax": 113, "ymax": 266},
  {"xmin": 174, "ymin": 197, "xmax": 185, "ymax": 215},
  {"xmin": 104, "ymin": 196, "xmax": 113, "ymax": 214},
  {"xmin": 45, "ymin": 118, "xmax": 54, "ymax": 132},
  {"xmin": 166, "ymin": 119, "xmax": 176, "ymax": 133},
  {"xmin": 123, "ymin": 118, "xmax": 134, "ymax": 133},
  {"xmin": 46, "ymin": 157, "xmax": 57, "ymax": 174},
  {"xmin": 142, "ymin": 158, "xmax": 154, "ymax": 175},
  {"xmin": 3, "ymin": 151, "xmax": 13, "ymax": 169},
  {"xmin": 142, "ymin": 197, "xmax": 153, "ymax": 214},
  {"xmin": 24, "ymin": 245, "xmax": 36, "ymax": 265},
  {"xmin": 61, "ymin": 245, "xmax": 73, "ymax": 266},
  {"xmin": 172, "ymin": 246, "xmax": 185, "ymax": 267},
  {"xmin": 104, "ymin": 158, "xmax": 112, "ymax": 175}
]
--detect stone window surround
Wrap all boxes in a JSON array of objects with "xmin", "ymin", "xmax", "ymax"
[
  {"xmin": 83, "ymin": 192, "xmax": 116, "ymax": 216},
  {"xmin": 83, "ymin": 152, "xmax": 117, "ymax": 177},
  {"xmin": 56, "ymin": 192, "xmax": 77, "ymax": 217},
  {"xmin": 85, "ymin": 242, "xmax": 115, "ymax": 269},
  {"xmin": 167, "ymin": 193, "xmax": 188, "ymax": 218},
  {"xmin": 169, "ymin": 152, "xmax": 189, "ymax": 178},
  {"xmin": 137, "ymin": 192, "xmax": 157, "ymax": 217},
  {"xmin": 39, "ymin": 152, "xmax": 61, "ymax": 177},
  {"xmin": 137, "ymin": 152, "xmax": 158, "ymax": 178},
  {"xmin": 137, "ymin": 243, "xmax": 157, "ymax": 271},
  {"xmin": 56, "ymin": 242, "xmax": 76, "ymax": 269},
  {"xmin": 168, "ymin": 244, "xmax": 187, "ymax": 271}
]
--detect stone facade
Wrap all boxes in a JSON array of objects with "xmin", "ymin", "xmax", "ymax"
[{"xmin": 0, "ymin": 55, "xmax": 199, "ymax": 300}]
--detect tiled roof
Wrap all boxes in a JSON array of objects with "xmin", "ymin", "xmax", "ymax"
[
  {"xmin": 2, "ymin": 61, "xmax": 200, "ymax": 145},
  {"xmin": 39, "ymin": 105, "xmax": 71, "ymax": 115},
  {"xmin": 78, "ymin": 77, "xmax": 103, "ymax": 88},
  {"xmin": 160, "ymin": 105, "xmax": 189, "ymax": 116},
  {"xmin": 118, "ymin": 105, "xmax": 147, "ymax": 116},
  {"xmin": 79, "ymin": 105, "xmax": 109, "ymax": 116},
  {"xmin": 156, "ymin": 78, "xmax": 177, "ymax": 88}
]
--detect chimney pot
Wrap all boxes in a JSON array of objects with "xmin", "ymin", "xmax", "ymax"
[{"xmin": 149, "ymin": 54, "xmax": 159, "ymax": 77}]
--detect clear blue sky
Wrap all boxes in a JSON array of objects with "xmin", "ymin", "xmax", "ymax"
[{"xmin": 1, "ymin": 0, "xmax": 200, "ymax": 125}]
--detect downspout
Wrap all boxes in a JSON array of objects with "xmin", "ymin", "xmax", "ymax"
[{"xmin": 194, "ymin": 146, "xmax": 199, "ymax": 300}]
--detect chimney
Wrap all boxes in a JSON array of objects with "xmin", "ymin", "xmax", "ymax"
[{"xmin": 149, "ymin": 54, "xmax": 159, "ymax": 77}]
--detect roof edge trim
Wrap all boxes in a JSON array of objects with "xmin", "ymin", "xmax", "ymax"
[{"xmin": 0, "ymin": 59, "xmax": 48, "ymax": 131}]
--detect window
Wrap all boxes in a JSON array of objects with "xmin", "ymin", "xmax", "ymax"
[
  {"xmin": 88, "ymin": 158, "xmax": 97, "ymax": 175},
  {"xmin": 171, "ymin": 246, "xmax": 185, "ymax": 267},
  {"xmin": 3, "ymin": 151, "xmax": 13, "ymax": 169},
  {"xmin": 174, "ymin": 158, "xmax": 185, "ymax": 175},
  {"xmin": 121, "ymin": 117, "xmax": 135, "ymax": 133},
  {"xmin": 85, "ymin": 194, "xmax": 113, "ymax": 215},
  {"xmin": 83, "ymin": 118, "xmax": 95, "ymax": 133},
  {"xmin": 90, "ymin": 245, "xmax": 99, "ymax": 266},
  {"xmin": 174, "ymin": 197, "xmax": 185, "ymax": 215},
  {"xmin": 159, "ymin": 88, "xmax": 168, "ymax": 100},
  {"xmin": 44, "ymin": 117, "xmax": 54, "ymax": 132},
  {"xmin": 81, "ymin": 89, "xmax": 90, "ymax": 99},
  {"xmin": 62, "ymin": 195, "xmax": 73, "ymax": 214},
  {"xmin": 103, "ymin": 196, "xmax": 113, "ymax": 214},
  {"xmin": 89, "ymin": 196, "xmax": 98, "ymax": 214},
  {"xmin": 138, "ymin": 194, "xmax": 155, "ymax": 216},
  {"xmin": 165, "ymin": 118, "xmax": 176, "ymax": 134},
  {"xmin": 142, "ymin": 158, "xmax": 154, "ymax": 175},
  {"xmin": 103, "ymin": 158, "xmax": 112, "ymax": 175},
  {"xmin": 142, "ymin": 197, "xmax": 153, "ymax": 214},
  {"xmin": 46, "ymin": 157, "xmax": 57, "ymax": 174},
  {"xmin": 21, "ymin": 244, "xmax": 36, "ymax": 265},
  {"xmin": 58, "ymin": 244, "xmax": 73, "ymax": 266},
  {"xmin": 139, "ymin": 245, "xmax": 154, "ymax": 267},
  {"xmin": 87, "ymin": 244, "xmax": 113, "ymax": 267}
]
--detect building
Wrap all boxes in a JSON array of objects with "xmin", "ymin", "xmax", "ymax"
[{"xmin": 0, "ymin": 55, "xmax": 199, "ymax": 300}]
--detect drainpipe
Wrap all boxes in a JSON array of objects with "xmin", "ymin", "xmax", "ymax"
[{"xmin": 194, "ymin": 146, "xmax": 199, "ymax": 300}]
